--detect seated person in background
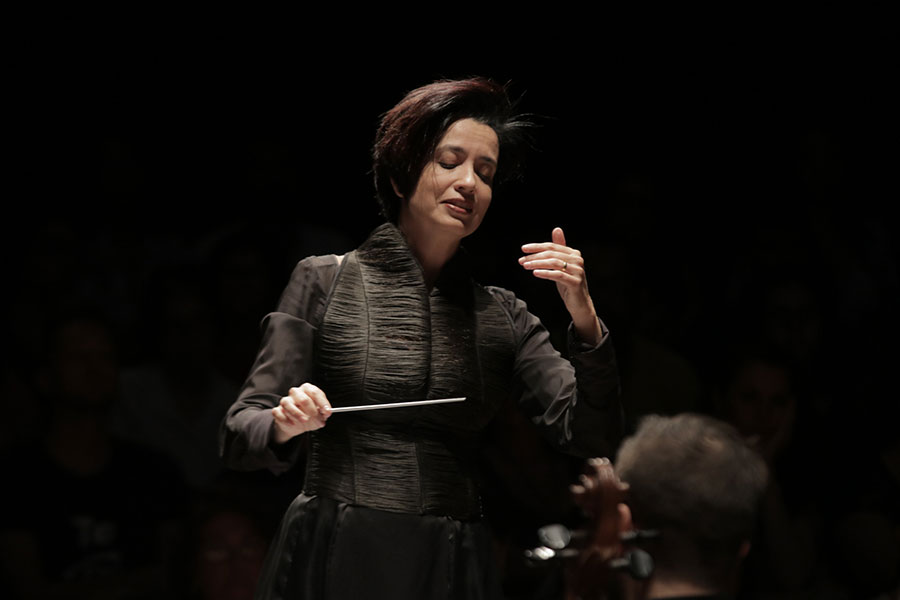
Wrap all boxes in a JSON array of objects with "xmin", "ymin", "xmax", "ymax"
[
  {"xmin": 0, "ymin": 310, "xmax": 186, "ymax": 600},
  {"xmin": 582, "ymin": 414, "xmax": 768, "ymax": 600}
]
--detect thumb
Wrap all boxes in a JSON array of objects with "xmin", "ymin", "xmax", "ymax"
[
  {"xmin": 618, "ymin": 502, "xmax": 633, "ymax": 533},
  {"xmin": 552, "ymin": 226, "xmax": 566, "ymax": 246}
]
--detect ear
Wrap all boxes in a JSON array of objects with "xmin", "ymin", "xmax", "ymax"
[{"xmin": 390, "ymin": 178, "xmax": 403, "ymax": 199}]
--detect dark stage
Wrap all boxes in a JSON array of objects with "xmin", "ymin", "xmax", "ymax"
[{"xmin": 2, "ymin": 33, "xmax": 896, "ymax": 599}]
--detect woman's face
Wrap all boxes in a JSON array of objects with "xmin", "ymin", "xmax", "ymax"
[{"xmin": 399, "ymin": 118, "xmax": 499, "ymax": 240}]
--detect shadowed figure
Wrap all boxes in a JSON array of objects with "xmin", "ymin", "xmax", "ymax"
[
  {"xmin": 0, "ymin": 310, "xmax": 186, "ymax": 599},
  {"xmin": 111, "ymin": 266, "xmax": 237, "ymax": 489}
]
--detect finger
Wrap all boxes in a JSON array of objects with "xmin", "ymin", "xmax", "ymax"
[
  {"xmin": 301, "ymin": 414, "xmax": 327, "ymax": 431},
  {"xmin": 301, "ymin": 383, "xmax": 332, "ymax": 416},
  {"xmin": 520, "ymin": 242, "xmax": 582, "ymax": 258},
  {"xmin": 519, "ymin": 255, "xmax": 583, "ymax": 277},
  {"xmin": 579, "ymin": 473, "xmax": 597, "ymax": 491},
  {"xmin": 272, "ymin": 406, "xmax": 296, "ymax": 426},
  {"xmin": 521, "ymin": 241, "xmax": 569, "ymax": 254},
  {"xmin": 281, "ymin": 395, "xmax": 310, "ymax": 423},
  {"xmin": 287, "ymin": 389, "xmax": 320, "ymax": 420},
  {"xmin": 552, "ymin": 226, "xmax": 566, "ymax": 247},
  {"xmin": 520, "ymin": 258, "xmax": 584, "ymax": 273},
  {"xmin": 519, "ymin": 250, "xmax": 583, "ymax": 263},
  {"xmin": 289, "ymin": 386, "xmax": 319, "ymax": 414}
]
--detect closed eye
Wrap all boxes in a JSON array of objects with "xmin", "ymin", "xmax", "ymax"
[{"xmin": 438, "ymin": 158, "xmax": 494, "ymax": 185}]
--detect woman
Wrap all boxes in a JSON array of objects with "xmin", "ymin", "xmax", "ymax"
[{"xmin": 220, "ymin": 77, "xmax": 623, "ymax": 599}]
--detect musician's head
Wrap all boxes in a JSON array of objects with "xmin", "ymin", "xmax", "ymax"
[
  {"xmin": 615, "ymin": 413, "xmax": 768, "ymax": 591},
  {"xmin": 372, "ymin": 77, "xmax": 530, "ymax": 226},
  {"xmin": 40, "ymin": 306, "xmax": 119, "ymax": 416}
]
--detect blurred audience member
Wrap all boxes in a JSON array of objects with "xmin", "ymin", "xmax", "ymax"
[
  {"xmin": 111, "ymin": 266, "xmax": 237, "ymax": 489},
  {"xmin": 714, "ymin": 349, "xmax": 823, "ymax": 598},
  {"xmin": 0, "ymin": 310, "xmax": 185, "ymax": 599},
  {"xmin": 185, "ymin": 496, "xmax": 269, "ymax": 600},
  {"xmin": 821, "ymin": 408, "xmax": 900, "ymax": 599}
]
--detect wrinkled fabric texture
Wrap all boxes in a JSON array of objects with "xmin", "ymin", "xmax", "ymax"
[{"xmin": 220, "ymin": 224, "xmax": 622, "ymax": 599}]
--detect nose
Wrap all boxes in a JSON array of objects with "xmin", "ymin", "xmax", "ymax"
[{"xmin": 454, "ymin": 162, "xmax": 477, "ymax": 195}]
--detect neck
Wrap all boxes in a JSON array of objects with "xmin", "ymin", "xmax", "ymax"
[{"xmin": 396, "ymin": 219, "xmax": 460, "ymax": 288}]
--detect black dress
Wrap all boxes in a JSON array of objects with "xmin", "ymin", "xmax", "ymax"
[{"xmin": 220, "ymin": 223, "xmax": 622, "ymax": 599}]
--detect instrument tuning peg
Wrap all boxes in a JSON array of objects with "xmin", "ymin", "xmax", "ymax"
[
  {"xmin": 608, "ymin": 549, "xmax": 654, "ymax": 580},
  {"xmin": 620, "ymin": 528, "xmax": 660, "ymax": 544},
  {"xmin": 537, "ymin": 523, "xmax": 572, "ymax": 550}
]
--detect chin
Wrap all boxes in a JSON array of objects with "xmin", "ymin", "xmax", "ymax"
[{"xmin": 438, "ymin": 216, "xmax": 476, "ymax": 236}]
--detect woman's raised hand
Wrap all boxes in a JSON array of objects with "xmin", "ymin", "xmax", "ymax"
[
  {"xmin": 272, "ymin": 383, "xmax": 332, "ymax": 444},
  {"xmin": 519, "ymin": 227, "xmax": 604, "ymax": 346}
]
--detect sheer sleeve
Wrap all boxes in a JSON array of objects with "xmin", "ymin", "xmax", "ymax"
[
  {"xmin": 219, "ymin": 255, "xmax": 340, "ymax": 474},
  {"xmin": 487, "ymin": 286, "xmax": 623, "ymax": 459}
]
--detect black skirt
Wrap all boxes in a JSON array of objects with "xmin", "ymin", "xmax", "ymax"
[{"xmin": 255, "ymin": 494, "xmax": 503, "ymax": 599}]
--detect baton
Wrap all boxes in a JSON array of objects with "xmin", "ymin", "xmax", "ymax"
[{"xmin": 329, "ymin": 397, "xmax": 466, "ymax": 413}]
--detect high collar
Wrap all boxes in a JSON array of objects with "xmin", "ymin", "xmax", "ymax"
[{"xmin": 356, "ymin": 223, "xmax": 473, "ymax": 295}]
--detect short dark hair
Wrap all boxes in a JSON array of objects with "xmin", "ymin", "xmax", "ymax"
[
  {"xmin": 372, "ymin": 77, "xmax": 530, "ymax": 223},
  {"xmin": 615, "ymin": 414, "xmax": 768, "ymax": 581}
]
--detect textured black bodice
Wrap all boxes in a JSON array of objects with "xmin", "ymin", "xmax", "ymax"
[{"xmin": 304, "ymin": 224, "xmax": 516, "ymax": 519}]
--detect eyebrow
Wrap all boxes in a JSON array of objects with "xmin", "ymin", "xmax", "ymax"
[{"xmin": 437, "ymin": 144, "xmax": 498, "ymax": 167}]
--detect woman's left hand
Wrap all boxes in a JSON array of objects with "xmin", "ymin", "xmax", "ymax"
[{"xmin": 520, "ymin": 227, "xmax": 604, "ymax": 345}]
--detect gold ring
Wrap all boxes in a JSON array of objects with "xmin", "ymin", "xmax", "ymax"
[{"xmin": 562, "ymin": 261, "xmax": 568, "ymax": 271}]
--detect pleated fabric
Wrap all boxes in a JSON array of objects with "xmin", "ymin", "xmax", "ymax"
[{"xmin": 228, "ymin": 223, "xmax": 622, "ymax": 599}]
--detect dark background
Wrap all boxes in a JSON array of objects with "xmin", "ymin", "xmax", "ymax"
[
  {"xmin": 2, "ymin": 26, "xmax": 897, "ymax": 598},
  {"xmin": 9, "ymin": 35, "xmax": 894, "ymax": 383}
]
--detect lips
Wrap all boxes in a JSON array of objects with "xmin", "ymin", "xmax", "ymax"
[{"xmin": 441, "ymin": 198, "xmax": 473, "ymax": 214}]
